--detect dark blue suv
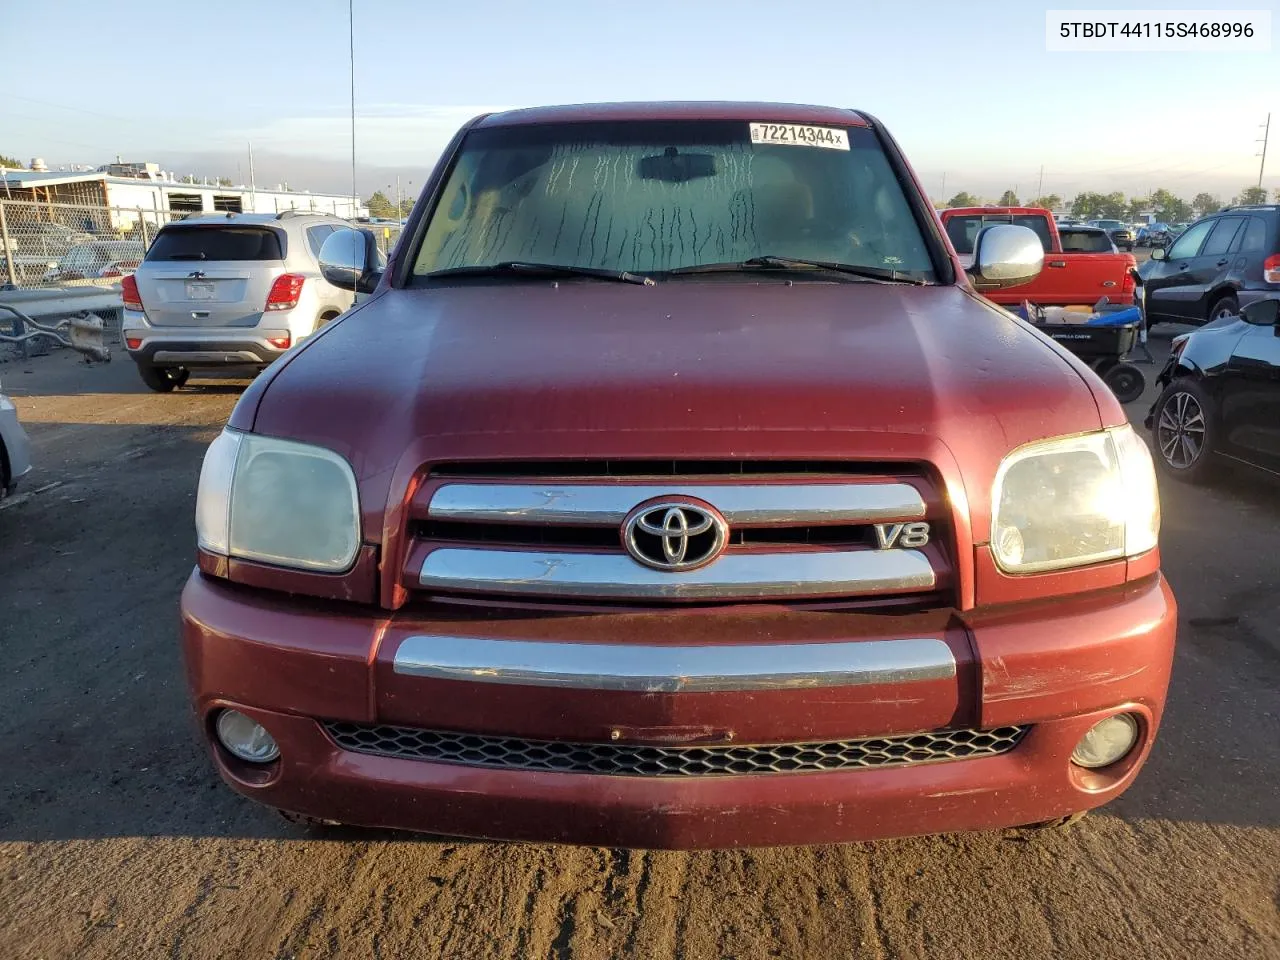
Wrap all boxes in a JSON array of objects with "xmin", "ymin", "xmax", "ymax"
[{"xmin": 1142, "ymin": 205, "xmax": 1280, "ymax": 327}]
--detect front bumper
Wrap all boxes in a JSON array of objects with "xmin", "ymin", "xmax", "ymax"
[{"xmin": 181, "ymin": 573, "xmax": 1177, "ymax": 848}]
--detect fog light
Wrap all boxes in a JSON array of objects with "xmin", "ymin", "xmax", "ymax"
[
  {"xmin": 215, "ymin": 709, "xmax": 280, "ymax": 763},
  {"xmin": 266, "ymin": 334, "xmax": 292, "ymax": 349},
  {"xmin": 125, "ymin": 337, "xmax": 142, "ymax": 350},
  {"xmin": 1071, "ymin": 713, "xmax": 1139, "ymax": 768}
]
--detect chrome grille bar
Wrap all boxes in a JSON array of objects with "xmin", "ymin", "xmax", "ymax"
[
  {"xmin": 418, "ymin": 548, "xmax": 936, "ymax": 600},
  {"xmin": 392, "ymin": 636, "xmax": 955, "ymax": 691},
  {"xmin": 427, "ymin": 482, "xmax": 926, "ymax": 525}
]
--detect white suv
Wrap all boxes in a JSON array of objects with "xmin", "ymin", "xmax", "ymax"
[{"xmin": 121, "ymin": 211, "xmax": 359, "ymax": 392}]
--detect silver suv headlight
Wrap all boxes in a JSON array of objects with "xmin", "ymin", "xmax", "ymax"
[
  {"xmin": 196, "ymin": 429, "xmax": 361, "ymax": 572},
  {"xmin": 991, "ymin": 425, "xmax": 1159, "ymax": 574}
]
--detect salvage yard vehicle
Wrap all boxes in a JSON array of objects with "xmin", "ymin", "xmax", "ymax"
[
  {"xmin": 1147, "ymin": 296, "xmax": 1280, "ymax": 482},
  {"xmin": 1142, "ymin": 205, "xmax": 1280, "ymax": 328},
  {"xmin": 0, "ymin": 377, "xmax": 32, "ymax": 498},
  {"xmin": 1088, "ymin": 219, "xmax": 1135, "ymax": 252},
  {"xmin": 119, "ymin": 211, "xmax": 359, "ymax": 392},
  {"xmin": 941, "ymin": 206, "xmax": 1137, "ymax": 308},
  {"xmin": 182, "ymin": 102, "xmax": 1174, "ymax": 849},
  {"xmin": 42, "ymin": 240, "xmax": 145, "ymax": 283}
]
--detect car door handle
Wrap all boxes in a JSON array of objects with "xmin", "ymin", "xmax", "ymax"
[
  {"xmin": 1178, "ymin": 264, "xmax": 1190, "ymax": 271},
  {"xmin": 191, "ymin": 311, "xmax": 210, "ymax": 319},
  {"xmin": 1216, "ymin": 258, "xmax": 1230, "ymax": 267},
  {"xmin": 1047, "ymin": 260, "xmax": 1067, "ymax": 268}
]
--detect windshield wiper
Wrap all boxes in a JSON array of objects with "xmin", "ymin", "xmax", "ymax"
[
  {"xmin": 425, "ymin": 261, "xmax": 654, "ymax": 286},
  {"xmin": 166, "ymin": 253, "xmax": 207, "ymax": 261},
  {"xmin": 668, "ymin": 255, "xmax": 927, "ymax": 284}
]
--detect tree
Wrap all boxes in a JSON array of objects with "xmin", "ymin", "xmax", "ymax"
[
  {"xmin": 998, "ymin": 189, "xmax": 1020, "ymax": 206},
  {"xmin": 366, "ymin": 190, "xmax": 397, "ymax": 219},
  {"xmin": 1100, "ymin": 191, "xmax": 1127, "ymax": 220},
  {"xmin": 0, "ymin": 152, "xmax": 21, "ymax": 168},
  {"xmin": 217, "ymin": 177, "xmax": 233, "ymax": 187},
  {"xmin": 1192, "ymin": 193, "xmax": 1221, "ymax": 217},
  {"xmin": 1032, "ymin": 194, "xmax": 1061, "ymax": 211},
  {"xmin": 1239, "ymin": 186, "xmax": 1269, "ymax": 205},
  {"xmin": 1070, "ymin": 192, "xmax": 1103, "ymax": 218},
  {"xmin": 946, "ymin": 191, "xmax": 980, "ymax": 208},
  {"xmin": 180, "ymin": 174, "xmax": 198, "ymax": 184}
]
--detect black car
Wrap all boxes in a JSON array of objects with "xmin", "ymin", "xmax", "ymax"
[
  {"xmin": 1142, "ymin": 206, "xmax": 1280, "ymax": 327},
  {"xmin": 1089, "ymin": 219, "xmax": 1135, "ymax": 251},
  {"xmin": 1145, "ymin": 297, "xmax": 1280, "ymax": 482}
]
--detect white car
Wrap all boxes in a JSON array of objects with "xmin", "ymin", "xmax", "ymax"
[
  {"xmin": 120, "ymin": 211, "xmax": 359, "ymax": 392},
  {"xmin": 0, "ymin": 379, "xmax": 32, "ymax": 497}
]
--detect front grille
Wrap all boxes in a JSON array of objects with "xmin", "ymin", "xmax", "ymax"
[
  {"xmin": 405, "ymin": 468, "xmax": 949, "ymax": 605},
  {"xmin": 323, "ymin": 722, "xmax": 1028, "ymax": 777}
]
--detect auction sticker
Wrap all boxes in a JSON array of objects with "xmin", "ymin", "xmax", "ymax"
[{"xmin": 749, "ymin": 123, "xmax": 849, "ymax": 150}]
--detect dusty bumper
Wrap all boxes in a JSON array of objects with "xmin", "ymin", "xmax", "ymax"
[{"xmin": 181, "ymin": 573, "xmax": 1177, "ymax": 849}]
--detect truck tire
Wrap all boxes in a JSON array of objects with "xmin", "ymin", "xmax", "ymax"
[
  {"xmin": 1103, "ymin": 362, "xmax": 1145, "ymax": 404},
  {"xmin": 1151, "ymin": 378, "xmax": 1219, "ymax": 483}
]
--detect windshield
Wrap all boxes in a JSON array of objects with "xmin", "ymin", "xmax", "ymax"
[
  {"xmin": 412, "ymin": 120, "xmax": 935, "ymax": 280},
  {"xmin": 944, "ymin": 214, "xmax": 1053, "ymax": 254},
  {"xmin": 1093, "ymin": 220, "xmax": 1124, "ymax": 229}
]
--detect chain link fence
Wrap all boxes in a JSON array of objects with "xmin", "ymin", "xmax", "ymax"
[
  {"xmin": 0, "ymin": 198, "xmax": 189, "ymax": 290},
  {"xmin": 0, "ymin": 198, "xmax": 406, "ymax": 290}
]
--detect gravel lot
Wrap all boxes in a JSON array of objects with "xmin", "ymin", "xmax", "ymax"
[{"xmin": 1, "ymin": 322, "xmax": 1277, "ymax": 960}]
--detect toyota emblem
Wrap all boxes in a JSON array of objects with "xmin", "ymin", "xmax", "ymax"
[{"xmin": 622, "ymin": 499, "xmax": 728, "ymax": 571}]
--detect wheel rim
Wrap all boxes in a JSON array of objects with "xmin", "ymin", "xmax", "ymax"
[
  {"xmin": 1112, "ymin": 370, "xmax": 1140, "ymax": 398},
  {"xmin": 1214, "ymin": 304, "xmax": 1236, "ymax": 321},
  {"xmin": 1156, "ymin": 391, "xmax": 1205, "ymax": 468}
]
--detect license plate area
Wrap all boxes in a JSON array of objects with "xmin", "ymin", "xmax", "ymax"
[{"xmin": 185, "ymin": 281, "xmax": 216, "ymax": 300}]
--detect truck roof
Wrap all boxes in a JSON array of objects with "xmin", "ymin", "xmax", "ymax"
[
  {"xmin": 941, "ymin": 207, "xmax": 1051, "ymax": 217},
  {"xmin": 476, "ymin": 101, "xmax": 870, "ymax": 128}
]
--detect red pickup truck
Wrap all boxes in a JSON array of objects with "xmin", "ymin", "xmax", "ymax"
[
  {"xmin": 181, "ymin": 103, "xmax": 1174, "ymax": 849},
  {"xmin": 941, "ymin": 206, "xmax": 1137, "ymax": 307}
]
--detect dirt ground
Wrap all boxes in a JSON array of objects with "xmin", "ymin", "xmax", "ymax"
[{"xmin": 1, "ymin": 333, "xmax": 1278, "ymax": 960}]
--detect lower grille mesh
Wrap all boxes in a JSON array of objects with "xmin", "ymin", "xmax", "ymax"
[{"xmin": 323, "ymin": 722, "xmax": 1028, "ymax": 777}]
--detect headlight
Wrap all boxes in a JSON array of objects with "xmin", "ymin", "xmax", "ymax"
[
  {"xmin": 991, "ymin": 425, "xmax": 1159, "ymax": 574},
  {"xmin": 196, "ymin": 429, "xmax": 360, "ymax": 572}
]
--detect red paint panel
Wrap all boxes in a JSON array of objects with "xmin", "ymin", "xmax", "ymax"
[
  {"xmin": 201, "ymin": 702, "xmax": 1154, "ymax": 849},
  {"xmin": 965, "ymin": 575, "xmax": 1176, "ymax": 729},
  {"xmin": 973, "ymin": 545, "xmax": 1128, "ymax": 606},
  {"xmin": 225, "ymin": 544, "xmax": 380, "ymax": 605},
  {"xmin": 181, "ymin": 572, "xmax": 385, "ymax": 722},
  {"xmin": 475, "ymin": 102, "xmax": 869, "ymax": 129}
]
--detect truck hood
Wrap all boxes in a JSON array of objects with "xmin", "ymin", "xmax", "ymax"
[{"xmin": 246, "ymin": 281, "xmax": 1109, "ymax": 537}]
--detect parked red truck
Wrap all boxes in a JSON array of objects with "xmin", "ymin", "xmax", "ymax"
[
  {"xmin": 181, "ymin": 102, "xmax": 1174, "ymax": 849},
  {"xmin": 941, "ymin": 206, "xmax": 1138, "ymax": 308}
]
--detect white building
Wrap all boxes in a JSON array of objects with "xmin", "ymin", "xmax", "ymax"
[{"xmin": 0, "ymin": 162, "xmax": 367, "ymax": 229}]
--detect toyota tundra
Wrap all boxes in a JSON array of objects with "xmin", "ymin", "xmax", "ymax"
[{"xmin": 181, "ymin": 102, "xmax": 1175, "ymax": 848}]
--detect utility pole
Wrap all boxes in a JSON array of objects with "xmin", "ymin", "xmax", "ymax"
[
  {"xmin": 349, "ymin": 0, "xmax": 357, "ymax": 217},
  {"xmin": 940, "ymin": 172, "xmax": 946, "ymax": 200},
  {"xmin": 1037, "ymin": 165, "xmax": 1044, "ymax": 200},
  {"xmin": 248, "ymin": 142, "xmax": 257, "ymax": 211},
  {"xmin": 1258, "ymin": 113, "xmax": 1271, "ymax": 190}
]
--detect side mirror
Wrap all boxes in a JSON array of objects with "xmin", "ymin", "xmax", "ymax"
[
  {"xmin": 966, "ymin": 224, "xmax": 1044, "ymax": 290},
  {"xmin": 1239, "ymin": 298, "xmax": 1279, "ymax": 328},
  {"xmin": 1149, "ymin": 245, "xmax": 1167, "ymax": 261},
  {"xmin": 319, "ymin": 228, "xmax": 383, "ymax": 294}
]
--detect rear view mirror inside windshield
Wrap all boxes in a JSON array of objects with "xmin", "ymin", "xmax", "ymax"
[{"xmin": 637, "ymin": 148, "xmax": 717, "ymax": 183}]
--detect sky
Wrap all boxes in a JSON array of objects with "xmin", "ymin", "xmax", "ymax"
[{"xmin": 3, "ymin": 0, "xmax": 1279, "ymax": 204}]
